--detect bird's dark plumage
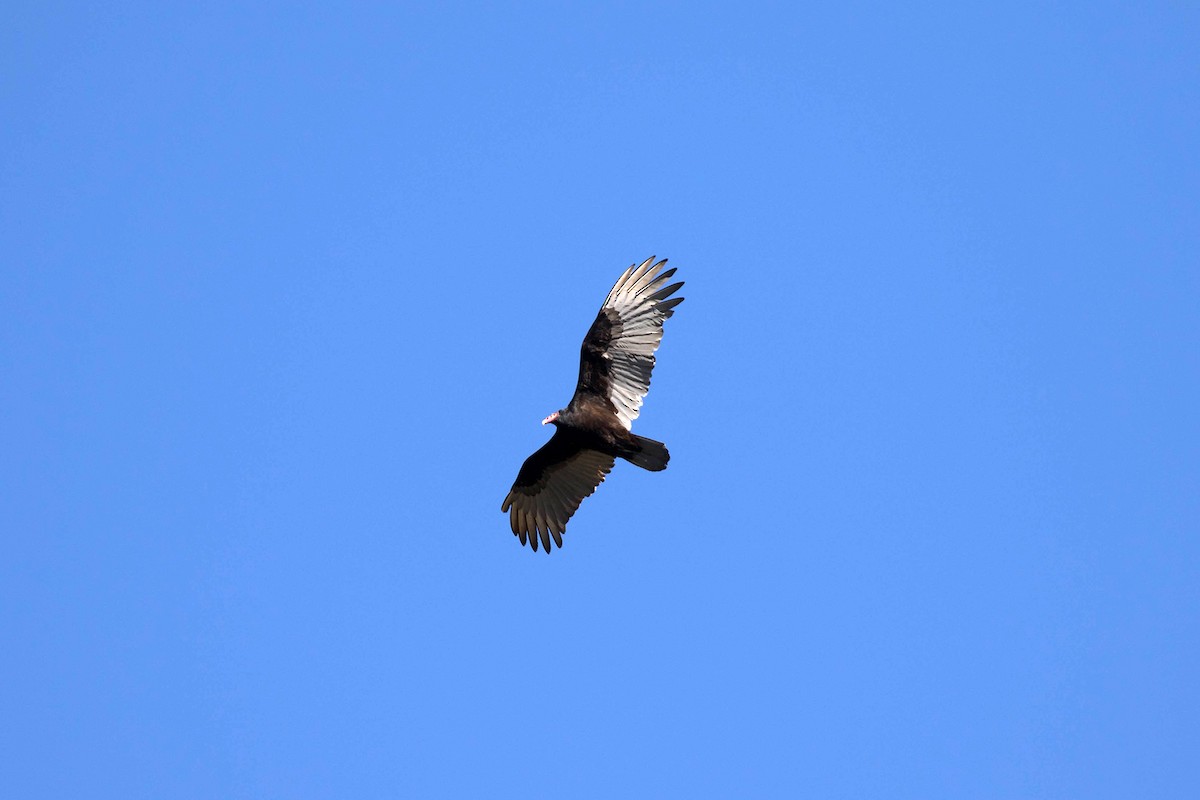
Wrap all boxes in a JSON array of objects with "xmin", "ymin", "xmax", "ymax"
[{"xmin": 502, "ymin": 256, "xmax": 684, "ymax": 553}]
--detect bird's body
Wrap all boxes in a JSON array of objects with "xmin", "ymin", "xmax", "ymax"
[
  {"xmin": 502, "ymin": 256, "xmax": 684, "ymax": 553},
  {"xmin": 546, "ymin": 402, "xmax": 668, "ymax": 470}
]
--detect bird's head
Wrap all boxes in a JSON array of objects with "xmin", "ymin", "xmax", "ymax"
[{"xmin": 541, "ymin": 410, "xmax": 561, "ymax": 426}]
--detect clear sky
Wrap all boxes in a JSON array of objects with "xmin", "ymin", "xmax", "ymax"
[{"xmin": 3, "ymin": 3, "xmax": 1197, "ymax": 797}]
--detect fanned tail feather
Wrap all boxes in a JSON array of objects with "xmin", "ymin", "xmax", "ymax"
[{"xmin": 626, "ymin": 435, "xmax": 670, "ymax": 471}]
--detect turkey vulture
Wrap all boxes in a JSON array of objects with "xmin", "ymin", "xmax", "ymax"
[{"xmin": 502, "ymin": 256, "xmax": 684, "ymax": 553}]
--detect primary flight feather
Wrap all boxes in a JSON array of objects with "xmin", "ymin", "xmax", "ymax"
[{"xmin": 502, "ymin": 256, "xmax": 684, "ymax": 553}]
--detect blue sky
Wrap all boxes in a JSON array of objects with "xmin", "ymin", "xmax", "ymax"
[{"xmin": 2, "ymin": 2, "xmax": 1197, "ymax": 797}]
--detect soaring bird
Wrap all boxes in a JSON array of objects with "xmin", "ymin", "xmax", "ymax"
[{"xmin": 502, "ymin": 256, "xmax": 684, "ymax": 552}]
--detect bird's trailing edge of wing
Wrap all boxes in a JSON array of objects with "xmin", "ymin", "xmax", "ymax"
[{"xmin": 587, "ymin": 256, "xmax": 684, "ymax": 429}]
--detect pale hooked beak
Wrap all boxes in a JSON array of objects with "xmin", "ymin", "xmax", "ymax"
[{"xmin": 541, "ymin": 411, "xmax": 560, "ymax": 425}]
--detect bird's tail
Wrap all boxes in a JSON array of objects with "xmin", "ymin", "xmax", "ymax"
[{"xmin": 626, "ymin": 435, "xmax": 670, "ymax": 471}]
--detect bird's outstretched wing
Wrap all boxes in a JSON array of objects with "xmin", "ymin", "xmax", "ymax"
[
  {"xmin": 573, "ymin": 256, "xmax": 684, "ymax": 429},
  {"xmin": 501, "ymin": 430, "xmax": 615, "ymax": 553}
]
